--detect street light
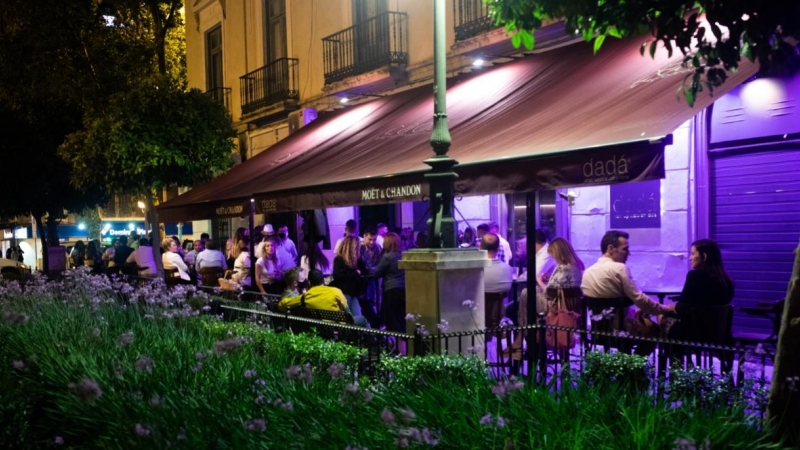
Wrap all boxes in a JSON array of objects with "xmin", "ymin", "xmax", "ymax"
[
  {"xmin": 137, "ymin": 200, "xmax": 148, "ymax": 239},
  {"xmin": 425, "ymin": 0, "xmax": 458, "ymax": 249}
]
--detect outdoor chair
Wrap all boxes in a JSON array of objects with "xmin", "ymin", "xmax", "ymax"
[
  {"xmin": 198, "ymin": 266, "xmax": 226, "ymax": 288},
  {"xmin": 661, "ymin": 304, "xmax": 734, "ymax": 373},
  {"xmin": 582, "ymin": 296, "xmax": 632, "ymax": 352},
  {"xmin": 164, "ymin": 268, "xmax": 179, "ymax": 289}
]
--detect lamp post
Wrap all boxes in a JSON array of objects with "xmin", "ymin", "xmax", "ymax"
[{"xmin": 425, "ymin": 0, "xmax": 458, "ymax": 249}]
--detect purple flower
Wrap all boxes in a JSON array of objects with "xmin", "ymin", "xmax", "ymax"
[
  {"xmin": 135, "ymin": 355, "xmax": 154, "ymax": 374},
  {"xmin": 273, "ymin": 399, "xmax": 294, "ymax": 410},
  {"xmin": 495, "ymin": 416, "xmax": 508, "ymax": 428},
  {"xmin": 244, "ymin": 369, "xmax": 257, "ymax": 378},
  {"xmin": 12, "ymin": 360, "xmax": 24, "ymax": 370},
  {"xmin": 214, "ymin": 337, "xmax": 244, "ymax": 355},
  {"xmin": 395, "ymin": 436, "xmax": 409, "ymax": 448},
  {"xmin": 68, "ymin": 378, "xmax": 102, "ymax": 401},
  {"xmin": 422, "ymin": 428, "xmax": 439, "ymax": 446},
  {"xmin": 328, "ymin": 362, "xmax": 345, "ymax": 380},
  {"xmin": 345, "ymin": 384, "xmax": 360, "ymax": 394},
  {"xmin": 499, "ymin": 317, "xmax": 515, "ymax": 328},
  {"xmin": 135, "ymin": 423, "xmax": 150, "ymax": 437},
  {"xmin": 255, "ymin": 395, "xmax": 265, "ymax": 404},
  {"xmin": 245, "ymin": 418, "xmax": 267, "ymax": 432},
  {"xmin": 436, "ymin": 320, "xmax": 449, "ymax": 333},
  {"xmin": 191, "ymin": 362, "xmax": 203, "ymax": 372},
  {"xmin": 480, "ymin": 414, "xmax": 493, "ymax": 425},
  {"xmin": 254, "ymin": 378, "xmax": 266, "ymax": 386},
  {"xmin": 461, "ymin": 299, "xmax": 478, "ymax": 311},
  {"xmin": 381, "ymin": 408, "xmax": 397, "ymax": 425},
  {"xmin": 404, "ymin": 313, "xmax": 421, "ymax": 321},
  {"xmin": 398, "ymin": 408, "xmax": 416, "ymax": 423},
  {"xmin": 54, "ymin": 436, "xmax": 64, "ymax": 445},
  {"xmin": 92, "ymin": 328, "xmax": 102, "ymax": 337},
  {"xmin": 118, "ymin": 331, "xmax": 134, "ymax": 346},
  {"xmin": 149, "ymin": 396, "xmax": 161, "ymax": 408},
  {"xmin": 195, "ymin": 351, "xmax": 206, "ymax": 360},
  {"xmin": 2, "ymin": 311, "xmax": 30, "ymax": 324},
  {"xmin": 285, "ymin": 364, "xmax": 314, "ymax": 384}
]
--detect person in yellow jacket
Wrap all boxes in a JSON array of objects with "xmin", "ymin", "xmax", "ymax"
[{"xmin": 278, "ymin": 270, "xmax": 369, "ymax": 327}]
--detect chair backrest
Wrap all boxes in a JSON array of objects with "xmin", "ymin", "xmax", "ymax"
[
  {"xmin": 681, "ymin": 304, "xmax": 733, "ymax": 345},
  {"xmin": 198, "ymin": 267, "xmax": 226, "ymax": 287},
  {"xmin": 582, "ymin": 296, "xmax": 632, "ymax": 331}
]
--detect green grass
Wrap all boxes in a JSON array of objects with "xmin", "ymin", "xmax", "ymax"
[{"xmin": 0, "ymin": 279, "xmax": 786, "ymax": 449}]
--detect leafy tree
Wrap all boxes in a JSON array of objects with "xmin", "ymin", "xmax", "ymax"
[
  {"xmin": 59, "ymin": 78, "xmax": 236, "ymax": 271},
  {"xmin": 487, "ymin": 0, "xmax": 800, "ymax": 105},
  {"xmin": 0, "ymin": 0, "xmax": 152, "ymax": 271}
]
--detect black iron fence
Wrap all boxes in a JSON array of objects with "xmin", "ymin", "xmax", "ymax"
[
  {"xmin": 205, "ymin": 87, "xmax": 231, "ymax": 114},
  {"xmin": 322, "ymin": 12, "xmax": 408, "ymax": 85},
  {"xmin": 239, "ymin": 57, "xmax": 300, "ymax": 116},
  {"xmin": 218, "ymin": 302, "xmax": 772, "ymax": 393},
  {"xmin": 453, "ymin": 0, "xmax": 494, "ymax": 42}
]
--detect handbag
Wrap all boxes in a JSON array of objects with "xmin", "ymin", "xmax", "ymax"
[{"xmin": 545, "ymin": 289, "xmax": 580, "ymax": 350}]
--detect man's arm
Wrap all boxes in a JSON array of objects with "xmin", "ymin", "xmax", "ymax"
[{"xmin": 618, "ymin": 265, "xmax": 672, "ymax": 315}]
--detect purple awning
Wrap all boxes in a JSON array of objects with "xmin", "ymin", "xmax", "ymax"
[{"xmin": 158, "ymin": 37, "xmax": 756, "ymax": 221}]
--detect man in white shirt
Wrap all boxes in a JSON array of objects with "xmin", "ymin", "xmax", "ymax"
[
  {"xmin": 276, "ymin": 225, "xmax": 298, "ymax": 271},
  {"xmin": 582, "ymin": 230, "xmax": 674, "ymax": 319},
  {"xmin": 126, "ymin": 238, "xmax": 158, "ymax": 277},
  {"xmin": 488, "ymin": 222, "xmax": 512, "ymax": 264},
  {"xmin": 481, "ymin": 233, "xmax": 514, "ymax": 329},
  {"xmin": 195, "ymin": 239, "xmax": 227, "ymax": 270},
  {"xmin": 375, "ymin": 223, "xmax": 388, "ymax": 247}
]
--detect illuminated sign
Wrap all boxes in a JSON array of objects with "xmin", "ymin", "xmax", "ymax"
[{"xmin": 362, "ymin": 184, "xmax": 422, "ymax": 201}]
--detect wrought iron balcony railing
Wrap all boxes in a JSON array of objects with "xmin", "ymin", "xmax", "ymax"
[
  {"xmin": 205, "ymin": 87, "xmax": 232, "ymax": 113},
  {"xmin": 322, "ymin": 11, "xmax": 408, "ymax": 85},
  {"xmin": 239, "ymin": 57, "xmax": 300, "ymax": 116},
  {"xmin": 453, "ymin": 0, "xmax": 495, "ymax": 42}
]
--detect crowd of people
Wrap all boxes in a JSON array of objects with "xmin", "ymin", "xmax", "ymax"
[
  {"xmin": 482, "ymin": 227, "xmax": 734, "ymax": 355},
  {"xmin": 64, "ymin": 218, "xmax": 735, "ymax": 345}
]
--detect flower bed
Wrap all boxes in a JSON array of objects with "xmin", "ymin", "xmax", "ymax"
[{"xmin": 0, "ymin": 271, "xmax": 784, "ymax": 448}]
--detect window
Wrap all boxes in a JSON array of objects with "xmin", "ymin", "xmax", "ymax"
[
  {"xmin": 205, "ymin": 25, "xmax": 223, "ymax": 92},
  {"xmin": 264, "ymin": 0, "xmax": 287, "ymax": 63},
  {"xmin": 353, "ymin": 0, "xmax": 387, "ymax": 24}
]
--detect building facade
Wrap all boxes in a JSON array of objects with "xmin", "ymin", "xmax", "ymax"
[{"xmin": 182, "ymin": 0, "xmax": 799, "ymax": 334}]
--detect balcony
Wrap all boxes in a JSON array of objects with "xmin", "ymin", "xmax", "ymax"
[
  {"xmin": 239, "ymin": 58, "xmax": 300, "ymax": 116},
  {"xmin": 205, "ymin": 87, "xmax": 232, "ymax": 114},
  {"xmin": 322, "ymin": 12, "xmax": 408, "ymax": 85},
  {"xmin": 453, "ymin": 0, "xmax": 494, "ymax": 42}
]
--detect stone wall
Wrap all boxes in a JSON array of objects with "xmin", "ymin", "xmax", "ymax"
[{"xmin": 568, "ymin": 120, "xmax": 694, "ymax": 291}]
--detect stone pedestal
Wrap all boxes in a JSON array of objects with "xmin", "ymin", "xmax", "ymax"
[
  {"xmin": 399, "ymin": 248, "xmax": 489, "ymax": 354},
  {"xmin": 48, "ymin": 245, "xmax": 67, "ymax": 274}
]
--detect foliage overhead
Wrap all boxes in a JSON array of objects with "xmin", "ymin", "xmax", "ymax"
[
  {"xmin": 59, "ymin": 79, "xmax": 236, "ymax": 195},
  {"xmin": 487, "ymin": 0, "xmax": 800, "ymax": 105}
]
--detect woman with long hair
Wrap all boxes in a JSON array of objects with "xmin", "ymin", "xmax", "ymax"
[
  {"xmin": 225, "ymin": 238, "xmax": 236, "ymax": 269},
  {"xmin": 299, "ymin": 241, "xmax": 330, "ymax": 283},
  {"xmin": 535, "ymin": 237, "xmax": 585, "ymax": 312},
  {"xmin": 255, "ymin": 238, "xmax": 283, "ymax": 295},
  {"xmin": 231, "ymin": 237, "xmax": 251, "ymax": 286},
  {"xmin": 663, "ymin": 239, "xmax": 734, "ymax": 339},
  {"xmin": 332, "ymin": 235, "xmax": 367, "ymax": 318},
  {"xmin": 374, "ymin": 232, "xmax": 406, "ymax": 333}
]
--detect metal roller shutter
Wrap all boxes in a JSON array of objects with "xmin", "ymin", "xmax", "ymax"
[{"xmin": 710, "ymin": 147, "xmax": 800, "ymax": 334}]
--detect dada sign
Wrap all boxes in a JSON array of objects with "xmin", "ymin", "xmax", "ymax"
[{"xmin": 582, "ymin": 153, "xmax": 631, "ymax": 183}]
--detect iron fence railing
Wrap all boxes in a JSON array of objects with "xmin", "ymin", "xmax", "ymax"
[
  {"xmin": 205, "ymin": 87, "xmax": 231, "ymax": 114},
  {"xmin": 453, "ymin": 0, "xmax": 494, "ymax": 42},
  {"xmin": 322, "ymin": 11, "xmax": 408, "ymax": 85},
  {"xmin": 239, "ymin": 57, "xmax": 299, "ymax": 116}
]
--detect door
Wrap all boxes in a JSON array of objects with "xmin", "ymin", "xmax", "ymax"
[
  {"xmin": 352, "ymin": 0, "xmax": 388, "ymax": 71},
  {"xmin": 265, "ymin": 0, "xmax": 287, "ymax": 63}
]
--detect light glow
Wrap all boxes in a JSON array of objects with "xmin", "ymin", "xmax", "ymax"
[
  {"xmin": 472, "ymin": 58, "xmax": 485, "ymax": 67},
  {"xmin": 339, "ymin": 97, "xmax": 349, "ymax": 104},
  {"xmin": 78, "ymin": 223, "xmax": 86, "ymax": 230}
]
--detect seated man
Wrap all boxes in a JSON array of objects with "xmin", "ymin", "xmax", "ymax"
[
  {"xmin": 195, "ymin": 239, "xmax": 227, "ymax": 270},
  {"xmin": 581, "ymin": 230, "xmax": 674, "ymax": 341},
  {"xmin": 278, "ymin": 270, "xmax": 368, "ymax": 327},
  {"xmin": 125, "ymin": 238, "xmax": 158, "ymax": 277},
  {"xmin": 482, "ymin": 233, "xmax": 514, "ymax": 329}
]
